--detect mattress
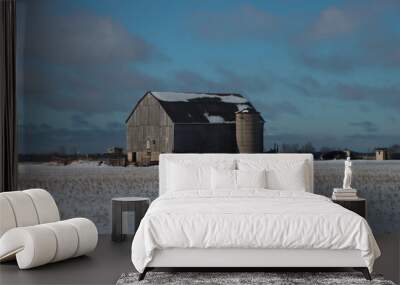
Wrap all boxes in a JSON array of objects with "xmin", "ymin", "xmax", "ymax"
[{"xmin": 131, "ymin": 190, "xmax": 380, "ymax": 273}]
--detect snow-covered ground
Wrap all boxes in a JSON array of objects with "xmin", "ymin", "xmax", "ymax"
[
  {"xmin": 18, "ymin": 163, "xmax": 159, "ymax": 233},
  {"xmin": 314, "ymin": 160, "xmax": 400, "ymax": 234},
  {"xmin": 18, "ymin": 161, "xmax": 400, "ymax": 234}
]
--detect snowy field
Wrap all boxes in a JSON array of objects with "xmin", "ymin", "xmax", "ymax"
[
  {"xmin": 18, "ymin": 160, "xmax": 400, "ymax": 234},
  {"xmin": 314, "ymin": 160, "xmax": 400, "ymax": 234},
  {"xmin": 18, "ymin": 163, "xmax": 159, "ymax": 234}
]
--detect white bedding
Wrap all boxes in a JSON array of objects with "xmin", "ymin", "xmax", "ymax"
[{"xmin": 131, "ymin": 190, "xmax": 380, "ymax": 273}]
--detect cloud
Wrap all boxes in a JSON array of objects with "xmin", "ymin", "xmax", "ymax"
[
  {"xmin": 191, "ymin": 4, "xmax": 277, "ymax": 41},
  {"xmin": 349, "ymin": 121, "xmax": 379, "ymax": 133},
  {"xmin": 297, "ymin": 53, "xmax": 357, "ymax": 73},
  {"xmin": 256, "ymin": 101, "xmax": 302, "ymax": 121},
  {"xmin": 283, "ymin": 76, "xmax": 325, "ymax": 98},
  {"xmin": 19, "ymin": 123, "xmax": 125, "ymax": 154},
  {"xmin": 71, "ymin": 114, "xmax": 91, "ymax": 128},
  {"xmin": 297, "ymin": 37, "xmax": 400, "ymax": 73},
  {"xmin": 305, "ymin": 1, "xmax": 399, "ymax": 40},
  {"xmin": 107, "ymin": 121, "xmax": 123, "ymax": 129},
  {"xmin": 335, "ymin": 83, "xmax": 400, "ymax": 109},
  {"xmin": 19, "ymin": 6, "xmax": 169, "ymax": 115},
  {"xmin": 22, "ymin": 64, "xmax": 164, "ymax": 114},
  {"xmin": 297, "ymin": 0, "xmax": 400, "ymax": 72},
  {"xmin": 174, "ymin": 68, "xmax": 272, "ymax": 94},
  {"xmin": 173, "ymin": 70, "xmax": 221, "ymax": 92},
  {"xmin": 216, "ymin": 68, "xmax": 273, "ymax": 93},
  {"xmin": 286, "ymin": 76, "xmax": 400, "ymax": 110},
  {"xmin": 357, "ymin": 31, "xmax": 400, "ymax": 69},
  {"xmin": 306, "ymin": 6, "xmax": 363, "ymax": 40},
  {"xmin": 24, "ymin": 11, "xmax": 166, "ymax": 66}
]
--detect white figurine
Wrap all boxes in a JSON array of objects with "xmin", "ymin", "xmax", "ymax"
[{"xmin": 342, "ymin": 157, "xmax": 352, "ymax": 190}]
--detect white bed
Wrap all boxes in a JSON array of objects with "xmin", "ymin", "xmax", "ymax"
[{"xmin": 131, "ymin": 154, "xmax": 380, "ymax": 280}]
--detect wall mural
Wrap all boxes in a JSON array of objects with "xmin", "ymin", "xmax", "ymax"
[{"xmin": 16, "ymin": 0, "xmax": 400, "ymax": 234}]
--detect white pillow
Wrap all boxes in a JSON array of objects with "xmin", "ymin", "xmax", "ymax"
[
  {"xmin": 167, "ymin": 160, "xmax": 235, "ymax": 192},
  {"xmin": 238, "ymin": 159, "xmax": 307, "ymax": 191},
  {"xmin": 236, "ymin": 169, "xmax": 267, "ymax": 189},
  {"xmin": 167, "ymin": 162, "xmax": 209, "ymax": 191},
  {"xmin": 211, "ymin": 168, "xmax": 236, "ymax": 190},
  {"xmin": 211, "ymin": 169, "xmax": 267, "ymax": 191}
]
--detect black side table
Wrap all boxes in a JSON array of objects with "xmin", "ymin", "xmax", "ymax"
[
  {"xmin": 332, "ymin": 198, "xmax": 366, "ymax": 218},
  {"xmin": 112, "ymin": 197, "xmax": 150, "ymax": 242}
]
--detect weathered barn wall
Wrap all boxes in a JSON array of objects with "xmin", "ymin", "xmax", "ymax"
[
  {"xmin": 173, "ymin": 124, "xmax": 237, "ymax": 153},
  {"xmin": 126, "ymin": 94, "xmax": 174, "ymax": 160}
]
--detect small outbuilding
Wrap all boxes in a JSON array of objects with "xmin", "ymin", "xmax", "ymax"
[
  {"xmin": 376, "ymin": 148, "xmax": 390, "ymax": 160},
  {"xmin": 125, "ymin": 91, "xmax": 264, "ymax": 164}
]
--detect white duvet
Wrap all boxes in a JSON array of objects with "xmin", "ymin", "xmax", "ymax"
[{"xmin": 131, "ymin": 190, "xmax": 380, "ymax": 273}]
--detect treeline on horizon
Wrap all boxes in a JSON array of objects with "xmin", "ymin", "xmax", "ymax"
[{"xmin": 18, "ymin": 143, "xmax": 400, "ymax": 163}]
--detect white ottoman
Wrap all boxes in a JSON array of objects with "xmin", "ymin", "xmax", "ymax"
[{"xmin": 0, "ymin": 189, "xmax": 98, "ymax": 269}]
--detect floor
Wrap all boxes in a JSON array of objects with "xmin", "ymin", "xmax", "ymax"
[
  {"xmin": 0, "ymin": 235, "xmax": 133, "ymax": 285},
  {"xmin": 1, "ymin": 234, "xmax": 399, "ymax": 285}
]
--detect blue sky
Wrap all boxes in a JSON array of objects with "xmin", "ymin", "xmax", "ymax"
[{"xmin": 17, "ymin": 0, "xmax": 400, "ymax": 153}]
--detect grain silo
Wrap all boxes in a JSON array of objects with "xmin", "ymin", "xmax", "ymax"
[{"xmin": 235, "ymin": 108, "xmax": 264, "ymax": 153}]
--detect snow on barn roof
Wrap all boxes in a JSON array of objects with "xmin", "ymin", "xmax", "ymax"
[
  {"xmin": 126, "ymin": 91, "xmax": 263, "ymax": 124},
  {"xmin": 151, "ymin": 91, "xmax": 249, "ymax": 104}
]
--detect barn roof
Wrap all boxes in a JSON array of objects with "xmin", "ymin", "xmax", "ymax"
[{"xmin": 126, "ymin": 91, "xmax": 263, "ymax": 124}]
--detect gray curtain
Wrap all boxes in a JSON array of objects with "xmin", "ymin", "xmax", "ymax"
[{"xmin": 0, "ymin": 0, "xmax": 17, "ymax": 192}]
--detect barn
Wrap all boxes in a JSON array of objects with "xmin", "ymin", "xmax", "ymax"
[{"xmin": 125, "ymin": 91, "xmax": 264, "ymax": 165}]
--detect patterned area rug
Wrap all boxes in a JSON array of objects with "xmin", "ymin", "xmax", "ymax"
[{"xmin": 116, "ymin": 272, "xmax": 396, "ymax": 285}]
